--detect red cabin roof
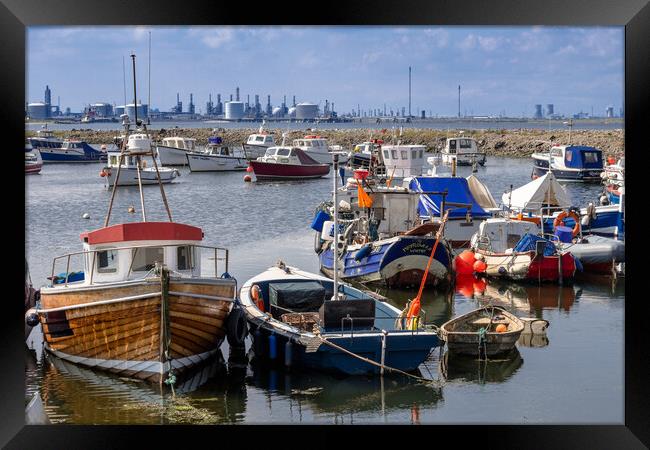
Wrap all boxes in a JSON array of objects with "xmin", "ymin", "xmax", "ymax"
[{"xmin": 81, "ymin": 222, "xmax": 203, "ymax": 245}]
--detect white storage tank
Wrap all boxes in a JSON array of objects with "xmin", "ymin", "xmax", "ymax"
[
  {"xmin": 225, "ymin": 101, "xmax": 245, "ymax": 120},
  {"xmin": 287, "ymin": 107, "xmax": 297, "ymax": 118},
  {"xmin": 272, "ymin": 106, "xmax": 283, "ymax": 117},
  {"xmin": 295, "ymin": 102, "xmax": 318, "ymax": 120},
  {"xmin": 125, "ymin": 103, "xmax": 148, "ymax": 121},
  {"xmin": 27, "ymin": 102, "xmax": 49, "ymax": 119},
  {"xmin": 92, "ymin": 102, "xmax": 113, "ymax": 117}
]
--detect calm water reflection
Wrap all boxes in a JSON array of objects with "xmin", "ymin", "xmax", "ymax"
[{"xmin": 25, "ymin": 157, "xmax": 624, "ymax": 424}]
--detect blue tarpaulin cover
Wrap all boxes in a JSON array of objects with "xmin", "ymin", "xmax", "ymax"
[
  {"xmin": 513, "ymin": 233, "xmax": 557, "ymax": 256},
  {"xmin": 409, "ymin": 177, "xmax": 491, "ymax": 219}
]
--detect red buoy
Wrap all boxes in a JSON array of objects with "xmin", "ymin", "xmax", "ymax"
[
  {"xmin": 455, "ymin": 250, "xmax": 476, "ymax": 275},
  {"xmin": 473, "ymin": 260, "xmax": 487, "ymax": 273},
  {"xmin": 246, "ymin": 165, "xmax": 253, "ymax": 172},
  {"xmin": 99, "ymin": 170, "xmax": 106, "ymax": 177},
  {"xmin": 244, "ymin": 175, "xmax": 252, "ymax": 182}
]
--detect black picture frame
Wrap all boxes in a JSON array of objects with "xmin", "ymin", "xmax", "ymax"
[{"xmin": 3, "ymin": 0, "xmax": 647, "ymax": 447}]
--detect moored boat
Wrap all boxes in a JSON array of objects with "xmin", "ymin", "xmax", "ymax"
[
  {"xmin": 531, "ymin": 144, "xmax": 604, "ymax": 182},
  {"xmin": 25, "ymin": 144, "xmax": 43, "ymax": 174},
  {"xmin": 440, "ymin": 306, "xmax": 524, "ymax": 357},
  {"xmin": 27, "ymin": 125, "xmax": 63, "ymax": 151},
  {"xmin": 440, "ymin": 135, "xmax": 486, "ymax": 167},
  {"xmin": 248, "ymin": 146, "xmax": 330, "ymax": 180},
  {"xmin": 242, "ymin": 124, "xmax": 276, "ymax": 160},
  {"xmin": 186, "ymin": 140, "xmax": 247, "ymax": 172},
  {"xmin": 155, "ymin": 136, "xmax": 199, "ymax": 166},
  {"xmin": 292, "ymin": 134, "xmax": 347, "ymax": 165},
  {"xmin": 101, "ymin": 133, "xmax": 179, "ymax": 186},
  {"xmin": 239, "ymin": 263, "xmax": 441, "ymax": 375},
  {"xmin": 31, "ymin": 53, "xmax": 244, "ymax": 384},
  {"xmin": 39, "ymin": 139, "xmax": 106, "ymax": 163}
]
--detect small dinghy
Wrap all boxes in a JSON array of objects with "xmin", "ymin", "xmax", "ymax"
[{"xmin": 440, "ymin": 306, "xmax": 524, "ymax": 357}]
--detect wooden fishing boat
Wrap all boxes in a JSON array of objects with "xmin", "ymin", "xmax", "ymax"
[
  {"xmin": 31, "ymin": 54, "xmax": 246, "ymax": 384},
  {"xmin": 440, "ymin": 306, "xmax": 524, "ymax": 357}
]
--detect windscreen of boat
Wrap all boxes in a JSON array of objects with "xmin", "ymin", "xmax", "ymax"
[
  {"xmin": 277, "ymin": 148, "xmax": 291, "ymax": 156},
  {"xmin": 264, "ymin": 148, "xmax": 276, "ymax": 156}
]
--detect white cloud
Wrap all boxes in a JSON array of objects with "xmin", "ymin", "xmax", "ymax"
[
  {"xmin": 423, "ymin": 28, "xmax": 449, "ymax": 48},
  {"xmin": 458, "ymin": 34, "xmax": 477, "ymax": 50},
  {"xmin": 188, "ymin": 28, "xmax": 235, "ymax": 48},
  {"xmin": 478, "ymin": 36, "xmax": 500, "ymax": 52}
]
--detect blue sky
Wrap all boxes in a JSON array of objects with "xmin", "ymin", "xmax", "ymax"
[{"xmin": 27, "ymin": 26, "xmax": 624, "ymax": 117}]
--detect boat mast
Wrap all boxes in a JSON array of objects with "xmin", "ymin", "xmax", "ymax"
[
  {"xmin": 332, "ymin": 153, "xmax": 340, "ymax": 300},
  {"xmin": 147, "ymin": 31, "xmax": 151, "ymax": 126}
]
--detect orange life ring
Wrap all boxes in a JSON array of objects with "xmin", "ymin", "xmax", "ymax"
[{"xmin": 553, "ymin": 210, "xmax": 581, "ymax": 237}]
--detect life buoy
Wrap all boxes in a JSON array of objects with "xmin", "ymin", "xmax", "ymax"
[
  {"xmin": 553, "ymin": 210, "xmax": 581, "ymax": 237},
  {"xmin": 251, "ymin": 284, "xmax": 264, "ymax": 312}
]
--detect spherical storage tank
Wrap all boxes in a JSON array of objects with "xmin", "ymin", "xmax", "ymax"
[
  {"xmin": 27, "ymin": 102, "xmax": 49, "ymax": 119},
  {"xmin": 295, "ymin": 102, "xmax": 318, "ymax": 120},
  {"xmin": 272, "ymin": 106, "xmax": 283, "ymax": 117},
  {"xmin": 125, "ymin": 103, "xmax": 148, "ymax": 121},
  {"xmin": 287, "ymin": 107, "xmax": 297, "ymax": 118},
  {"xmin": 225, "ymin": 101, "xmax": 245, "ymax": 120}
]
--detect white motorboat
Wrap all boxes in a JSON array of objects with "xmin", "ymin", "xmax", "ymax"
[
  {"xmin": 155, "ymin": 136, "xmax": 198, "ymax": 166},
  {"xmin": 242, "ymin": 124, "xmax": 276, "ymax": 160},
  {"xmin": 292, "ymin": 134, "xmax": 348, "ymax": 165},
  {"xmin": 186, "ymin": 143, "xmax": 248, "ymax": 172},
  {"xmin": 102, "ymin": 133, "xmax": 179, "ymax": 186},
  {"xmin": 440, "ymin": 136, "xmax": 486, "ymax": 167},
  {"xmin": 531, "ymin": 144, "xmax": 604, "ymax": 182}
]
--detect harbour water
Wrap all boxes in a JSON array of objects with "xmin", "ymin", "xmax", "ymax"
[{"xmin": 25, "ymin": 158, "xmax": 624, "ymax": 424}]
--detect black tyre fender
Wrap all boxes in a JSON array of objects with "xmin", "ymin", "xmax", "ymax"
[{"xmin": 227, "ymin": 306, "xmax": 248, "ymax": 348}]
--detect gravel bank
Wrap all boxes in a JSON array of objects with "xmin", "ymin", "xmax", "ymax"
[{"xmin": 27, "ymin": 127, "xmax": 625, "ymax": 159}]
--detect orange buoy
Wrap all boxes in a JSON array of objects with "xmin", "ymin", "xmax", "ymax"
[
  {"xmin": 455, "ymin": 274, "xmax": 475, "ymax": 299},
  {"xmin": 244, "ymin": 175, "xmax": 252, "ymax": 182},
  {"xmin": 473, "ymin": 277, "xmax": 486, "ymax": 295},
  {"xmin": 251, "ymin": 285, "xmax": 264, "ymax": 311},
  {"xmin": 495, "ymin": 324, "xmax": 508, "ymax": 333},
  {"xmin": 246, "ymin": 165, "xmax": 253, "ymax": 172},
  {"xmin": 455, "ymin": 250, "xmax": 476, "ymax": 275},
  {"xmin": 607, "ymin": 156, "xmax": 616, "ymax": 165},
  {"xmin": 473, "ymin": 260, "xmax": 487, "ymax": 273},
  {"xmin": 99, "ymin": 170, "xmax": 106, "ymax": 177}
]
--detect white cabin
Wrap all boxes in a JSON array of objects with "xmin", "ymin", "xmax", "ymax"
[
  {"xmin": 160, "ymin": 137, "xmax": 197, "ymax": 152},
  {"xmin": 471, "ymin": 218, "xmax": 540, "ymax": 253},
  {"xmin": 246, "ymin": 133, "xmax": 275, "ymax": 147},
  {"xmin": 441, "ymin": 137, "xmax": 486, "ymax": 166},
  {"xmin": 381, "ymin": 144, "xmax": 425, "ymax": 178}
]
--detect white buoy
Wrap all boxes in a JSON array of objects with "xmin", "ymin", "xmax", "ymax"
[{"xmin": 82, "ymin": 213, "xmax": 90, "ymax": 219}]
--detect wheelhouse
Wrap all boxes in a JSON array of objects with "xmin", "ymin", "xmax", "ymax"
[
  {"xmin": 247, "ymin": 134, "xmax": 275, "ymax": 146},
  {"xmin": 161, "ymin": 137, "xmax": 197, "ymax": 151}
]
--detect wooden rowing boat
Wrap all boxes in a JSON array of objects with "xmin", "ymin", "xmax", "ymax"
[{"xmin": 440, "ymin": 306, "xmax": 524, "ymax": 357}]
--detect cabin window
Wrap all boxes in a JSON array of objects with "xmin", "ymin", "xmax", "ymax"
[
  {"xmin": 189, "ymin": 141, "xmax": 195, "ymax": 151},
  {"xmin": 412, "ymin": 150, "xmax": 417, "ymax": 159},
  {"xmin": 255, "ymin": 136, "xmax": 264, "ymax": 142},
  {"xmin": 97, "ymin": 249, "xmax": 119, "ymax": 273},
  {"xmin": 401, "ymin": 150, "xmax": 408, "ymax": 159},
  {"xmin": 507, "ymin": 234, "xmax": 522, "ymax": 248},
  {"xmin": 551, "ymin": 148, "xmax": 562, "ymax": 157},
  {"xmin": 110, "ymin": 156, "xmax": 118, "ymax": 165},
  {"xmin": 177, "ymin": 246, "xmax": 193, "ymax": 271},
  {"xmin": 305, "ymin": 141, "xmax": 312, "ymax": 147},
  {"xmin": 391, "ymin": 150, "xmax": 398, "ymax": 159},
  {"xmin": 449, "ymin": 140, "xmax": 457, "ymax": 150},
  {"xmin": 383, "ymin": 150, "xmax": 390, "ymax": 159},
  {"xmin": 265, "ymin": 137, "xmax": 273, "ymax": 143},
  {"xmin": 583, "ymin": 152, "xmax": 599, "ymax": 163},
  {"xmin": 460, "ymin": 139, "xmax": 472, "ymax": 148},
  {"xmin": 277, "ymin": 148, "xmax": 290, "ymax": 156},
  {"xmin": 565, "ymin": 150, "xmax": 573, "ymax": 162},
  {"xmin": 132, "ymin": 247, "xmax": 164, "ymax": 272},
  {"xmin": 419, "ymin": 149, "xmax": 423, "ymax": 158}
]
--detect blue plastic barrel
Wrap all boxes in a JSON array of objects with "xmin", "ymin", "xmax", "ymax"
[
  {"xmin": 311, "ymin": 210, "xmax": 331, "ymax": 232},
  {"xmin": 554, "ymin": 225, "xmax": 574, "ymax": 243},
  {"xmin": 269, "ymin": 334, "xmax": 277, "ymax": 360}
]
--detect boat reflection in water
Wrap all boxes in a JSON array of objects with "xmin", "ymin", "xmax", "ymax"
[
  {"xmin": 29, "ymin": 346, "xmax": 249, "ymax": 424},
  {"xmin": 474, "ymin": 280, "xmax": 580, "ymax": 313},
  {"xmin": 440, "ymin": 347, "xmax": 523, "ymax": 384},
  {"xmin": 248, "ymin": 360, "xmax": 443, "ymax": 421}
]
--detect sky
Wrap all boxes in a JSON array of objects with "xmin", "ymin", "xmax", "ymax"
[{"xmin": 26, "ymin": 26, "xmax": 624, "ymax": 117}]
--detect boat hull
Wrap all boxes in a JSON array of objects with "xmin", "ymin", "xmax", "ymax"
[
  {"xmin": 532, "ymin": 160, "xmax": 602, "ymax": 182},
  {"xmin": 25, "ymin": 163, "xmax": 42, "ymax": 174},
  {"xmin": 478, "ymin": 250, "xmax": 576, "ymax": 282},
  {"xmin": 38, "ymin": 278, "xmax": 235, "ymax": 382},
  {"xmin": 319, "ymin": 236, "xmax": 452, "ymax": 288},
  {"xmin": 249, "ymin": 160, "xmax": 330, "ymax": 180},
  {"xmin": 39, "ymin": 146, "xmax": 105, "ymax": 163},
  {"xmin": 156, "ymin": 145, "xmax": 190, "ymax": 166},
  {"xmin": 441, "ymin": 153, "xmax": 487, "ymax": 166},
  {"xmin": 104, "ymin": 167, "xmax": 177, "ymax": 186},
  {"xmin": 187, "ymin": 153, "xmax": 248, "ymax": 172}
]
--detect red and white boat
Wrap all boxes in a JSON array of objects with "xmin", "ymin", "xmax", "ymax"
[
  {"xmin": 248, "ymin": 146, "xmax": 330, "ymax": 180},
  {"xmin": 25, "ymin": 144, "xmax": 43, "ymax": 174},
  {"xmin": 470, "ymin": 218, "xmax": 576, "ymax": 282}
]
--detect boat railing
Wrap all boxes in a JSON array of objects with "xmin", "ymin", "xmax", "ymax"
[{"xmin": 50, "ymin": 243, "xmax": 229, "ymax": 287}]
